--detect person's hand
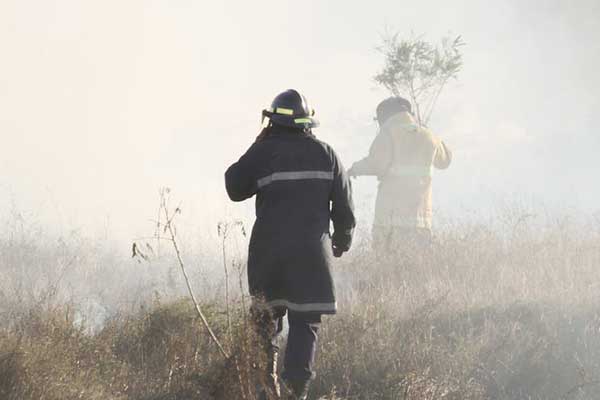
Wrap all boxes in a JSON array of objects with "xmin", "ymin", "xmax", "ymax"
[
  {"xmin": 332, "ymin": 244, "xmax": 345, "ymax": 258},
  {"xmin": 347, "ymin": 166, "xmax": 357, "ymax": 178}
]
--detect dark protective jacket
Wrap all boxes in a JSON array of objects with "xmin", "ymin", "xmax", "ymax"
[{"xmin": 225, "ymin": 127, "xmax": 355, "ymax": 314}]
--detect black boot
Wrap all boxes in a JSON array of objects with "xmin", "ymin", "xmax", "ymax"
[{"xmin": 282, "ymin": 378, "xmax": 310, "ymax": 400}]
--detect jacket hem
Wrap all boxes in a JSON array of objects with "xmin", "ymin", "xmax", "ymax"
[{"xmin": 255, "ymin": 299, "xmax": 337, "ymax": 314}]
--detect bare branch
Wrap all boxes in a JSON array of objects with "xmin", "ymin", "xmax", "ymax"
[
  {"xmin": 159, "ymin": 188, "xmax": 229, "ymax": 359},
  {"xmin": 374, "ymin": 33, "xmax": 464, "ymax": 124}
]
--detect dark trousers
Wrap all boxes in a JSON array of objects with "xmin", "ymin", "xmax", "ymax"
[{"xmin": 254, "ymin": 307, "xmax": 321, "ymax": 382}]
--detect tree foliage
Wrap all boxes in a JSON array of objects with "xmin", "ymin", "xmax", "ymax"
[{"xmin": 374, "ymin": 33, "xmax": 464, "ymax": 126}]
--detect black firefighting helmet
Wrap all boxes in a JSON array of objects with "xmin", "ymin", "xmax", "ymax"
[
  {"xmin": 262, "ymin": 89, "xmax": 319, "ymax": 129},
  {"xmin": 375, "ymin": 96, "xmax": 412, "ymax": 124}
]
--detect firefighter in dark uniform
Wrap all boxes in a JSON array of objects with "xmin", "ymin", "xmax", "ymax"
[{"xmin": 225, "ymin": 89, "xmax": 356, "ymax": 399}]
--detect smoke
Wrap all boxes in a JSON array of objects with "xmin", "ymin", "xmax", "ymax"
[{"xmin": 1, "ymin": 0, "xmax": 599, "ymax": 245}]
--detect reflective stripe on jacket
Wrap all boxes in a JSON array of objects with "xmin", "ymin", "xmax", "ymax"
[{"xmin": 350, "ymin": 112, "xmax": 451, "ymax": 230}]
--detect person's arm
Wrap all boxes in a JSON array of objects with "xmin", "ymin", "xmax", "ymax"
[
  {"xmin": 330, "ymin": 150, "xmax": 356, "ymax": 257},
  {"xmin": 348, "ymin": 131, "xmax": 393, "ymax": 177},
  {"xmin": 433, "ymin": 140, "xmax": 452, "ymax": 170},
  {"xmin": 225, "ymin": 143, "xmax": 262, "ymax": 202}
]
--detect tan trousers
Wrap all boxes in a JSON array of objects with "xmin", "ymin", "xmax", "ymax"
[{"xmin": 372, "ymin": 225, "xmax": 432, "ymax": 264}]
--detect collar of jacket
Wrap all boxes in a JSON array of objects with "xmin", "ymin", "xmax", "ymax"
[
  {"xmin": 383, "ymin": 111, "xmax": 417, "ymax": 128},
  {"xmin": 268, "ymin": 126, "xmax": 315, "ymax": 139}
]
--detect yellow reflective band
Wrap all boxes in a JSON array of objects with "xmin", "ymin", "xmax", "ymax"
[
  {"xmin": 275, "ymin": 107, "xmax": 294, "ymax": 115},
  {"xmin": 294, "ymin": 118, "xmax": 311, "ymax": 124}
]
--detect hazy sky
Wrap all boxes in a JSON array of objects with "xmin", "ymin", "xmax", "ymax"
[{"xmin": 1, "ymin": 0, "xmax": 599, "ymax": 242}]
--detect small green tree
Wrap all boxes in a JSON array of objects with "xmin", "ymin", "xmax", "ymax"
[{"xmin": 374, "ymin": 33, "xmax": 464, "ymax": 126}]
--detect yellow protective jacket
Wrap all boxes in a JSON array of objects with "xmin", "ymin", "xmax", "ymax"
[{"xmin": 350, "ymin": 112, "xmax": 451, "ymax": 230}]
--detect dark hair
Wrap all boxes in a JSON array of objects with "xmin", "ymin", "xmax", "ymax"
[{"xmin": 255, "ymin": 121, "xmax": 313, "ymax": 143}]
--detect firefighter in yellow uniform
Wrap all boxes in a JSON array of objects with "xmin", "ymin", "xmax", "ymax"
[{"xmin": 348, "ymin": 97, "xmax": 452, "ymax": 259}]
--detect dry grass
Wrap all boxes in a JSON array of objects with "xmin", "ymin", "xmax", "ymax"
[{"xmin": 1, "ymin": 210, "xmax": 600, "ymax": 399}]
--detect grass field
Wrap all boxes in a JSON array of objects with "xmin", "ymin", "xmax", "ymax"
[{"xmin": 1, "ymin": 209, "xmax": 600, "ymax": 399}]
